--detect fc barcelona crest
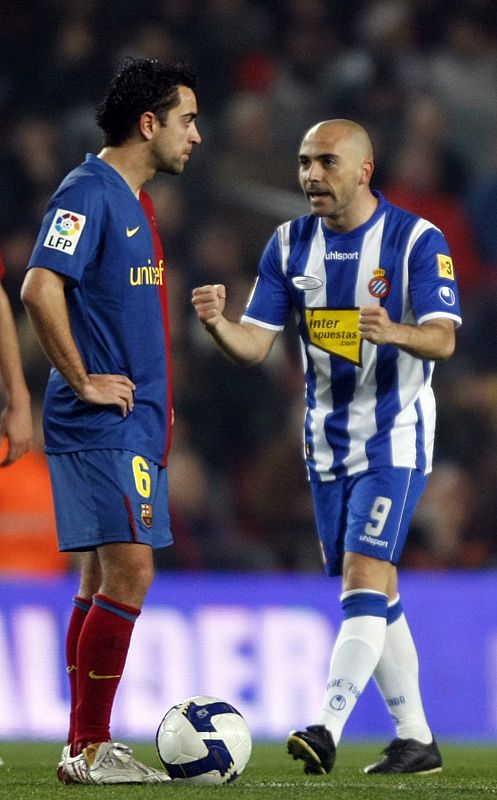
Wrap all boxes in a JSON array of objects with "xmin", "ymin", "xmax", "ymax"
[
  {"xmin": 140, "ymin": 503, "xmax": 153, "ymax": 528},
  {"xmin": 368, "ymin": 268, "xmax": 390, "ymax": 299}
]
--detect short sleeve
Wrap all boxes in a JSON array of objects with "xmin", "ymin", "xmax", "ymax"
[
  {"xmin": 28, "ymin": 176, "xmax": 104, "ymax": 285},
  {"xmin": 408, "ymin": 227, "xmax": 462, "ymax": 327},
  {"xmin": 241, "ymin": 230, "xmax": 292, "ymax": 329}
]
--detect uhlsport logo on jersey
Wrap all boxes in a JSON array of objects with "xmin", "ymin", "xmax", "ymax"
[
  {"xmin": 368, "ymin": 268, "xmax": 390, "ymax": 299},
  {"xmin": 43, "ymin": 208, "xmax": 86, "ymax": 254},
  {"xmin": 324, "ymin": 251, "xmax": 359, "ymax": 261},
  {"xmin": 439, "ymin": 286, "xmax": 456, "ymax": 306}
]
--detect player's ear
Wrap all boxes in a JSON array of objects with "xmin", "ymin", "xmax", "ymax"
[
  {"xmin": 360, "ymin": 159, "xmax": 374, "ymax": 185},
  {"xmin": 139, "ymin": 111, "xmax": 156, "ymax": 141}
]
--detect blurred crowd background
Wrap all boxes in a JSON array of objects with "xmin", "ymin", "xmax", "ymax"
[{"xmin": 1, "ymin": 0, "xmax": 497, "ymax": 575}]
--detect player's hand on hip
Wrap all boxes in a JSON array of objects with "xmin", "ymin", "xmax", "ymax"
[
  {"xmin": 80, "ymin": 374, "xmax": 136, "ymax": 417},
  {"xmin": 359, "ymin": 304, "xmax": 397, "ymax": 345},
  {"xmin": 191, "ymin": 284, "xmax": 226, "ymax": 328}
]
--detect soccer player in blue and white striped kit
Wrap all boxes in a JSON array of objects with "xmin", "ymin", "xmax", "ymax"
[{"xmin": 192, "ymin": 119, "xmax": 461, "ymax": 775}]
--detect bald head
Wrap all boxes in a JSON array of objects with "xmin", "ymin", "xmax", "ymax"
[
  {"xmin": 298, "ymin": 118, "xmax": 378, "ymax": 232},
  {"xmin": 301, "ymin": 119, "xmax": 374, "ymax": 162}
]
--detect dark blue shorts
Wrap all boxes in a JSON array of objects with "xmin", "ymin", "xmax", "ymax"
[
  {"xmin": 48, "ymin": 449, "xmax": 172, "ymax": 552},
  {"xmin": 311, "ymin": 467, "xmax": 427, "ymax": 576}
]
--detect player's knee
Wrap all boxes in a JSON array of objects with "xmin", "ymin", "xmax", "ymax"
[
  {"xmin": 100, "ymin": 554, "xmax": 154, "ymax": 607},
  {"xmin": 342, "ymin": 552, "xmax": 393, "ymax": 594}
]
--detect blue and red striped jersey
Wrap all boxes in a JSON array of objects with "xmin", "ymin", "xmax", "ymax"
[{"xmin": 28, "ymin": 154, "xmax": 172, "ymax": 466}]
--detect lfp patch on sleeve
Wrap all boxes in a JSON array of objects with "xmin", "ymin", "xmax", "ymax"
[
  {"xmin": 43, "ymin": 209, "xmax": 86, "ymax": 255},
  {"xmin": 437, "ymin": 254, "xmax": 455, "ymax": 280}
]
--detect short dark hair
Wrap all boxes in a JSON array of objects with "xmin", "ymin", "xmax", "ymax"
[{"xmin": 96, "ymin": 57, "xmax": 197, "ymax": 146}]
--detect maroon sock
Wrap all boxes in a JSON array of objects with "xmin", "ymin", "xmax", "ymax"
[
  {"xmin": 65, "ymin": 596, "xmax": 91, "ymax": 745},
  {"xmin": 73, "ymin": 593, "xmax": 140, "ymax": 754}
]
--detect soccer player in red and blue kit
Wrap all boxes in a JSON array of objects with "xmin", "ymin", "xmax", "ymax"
[
  {"xmin": 0, "ymin": 252, "xmax": 32, "ymax": 468},
  {"xmin": 0, "ymin": 251, "xmax": 32, "ymax": 769},
  {"xmin": 193, "ymin": 120, "xmax": 461, "ymax": 777},
  {"xmin": 21, "ymin": 58, "xmax": 201, "ymax": 784}
]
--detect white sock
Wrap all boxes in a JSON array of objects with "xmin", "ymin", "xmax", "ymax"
[
  {"xmin": 373, "ymin": 606, "xmax": 432, "ymax": 743},
  {"xmin": 315, "ymin": 613, "xmax": 387, "ymax": 745}
]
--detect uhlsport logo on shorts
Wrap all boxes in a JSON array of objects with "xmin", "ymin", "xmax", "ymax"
[{"xmin": 43, "ymin": 208, "xmax": 86, "ymax": 254}]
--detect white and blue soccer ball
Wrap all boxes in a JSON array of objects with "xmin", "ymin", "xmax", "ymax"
[{"xmin": 156, "ymin": 695, "xmax": 252, "ymax": 784}]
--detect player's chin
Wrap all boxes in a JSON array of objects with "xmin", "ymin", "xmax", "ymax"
[
  {"xmin": 307, "ymin": 196, "xmax": 332, "ymax": 215},
  {"xmin": 160, "ymin": 160, "xmax": 185, "ymax": 176},
  {"xmin": 309, "ymin": 205, "xmax": 331, "ymax": 217},
  {"xmin": 178, "ymin": 153, "xmax": 192, "ymax": 170}
]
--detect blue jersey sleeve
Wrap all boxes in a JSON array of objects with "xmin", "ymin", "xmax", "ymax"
[
  {"xmin": 28, "ymin": 170, "xmax": 104, "ymax": 285},
  {"xmin": 242, "ymin": 230, "xmax": 292, "ymax": 328},
  {"xmin": 408, "ymin": 227, "xmax": 462, "ymax": 326}
]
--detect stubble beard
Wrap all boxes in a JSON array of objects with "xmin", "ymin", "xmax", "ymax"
[{"xmin": 157, "ymin": 157, "xmax": 184, "ymax": 176}]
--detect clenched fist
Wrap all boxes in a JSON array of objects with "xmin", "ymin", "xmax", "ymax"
[{"xmin": 191, "ymin": 284, "xmax": 226, "ymax": 328}]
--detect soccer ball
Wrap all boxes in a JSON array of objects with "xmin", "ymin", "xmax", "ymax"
[{"xmin": 156, "ymin": 695, "xmax": 252, "ymax": 784}]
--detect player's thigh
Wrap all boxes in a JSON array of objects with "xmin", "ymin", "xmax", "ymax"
[
  {"xmin": 345, "ymin": 467, "xmax": 427, "ymax": 564},
  {"xmin": 47, "ymin": 449, "xmax": 172, "ymax": 551},
  {"xmin": 310, "ymin": 479, "xmax": 349, "ymax": 576}
]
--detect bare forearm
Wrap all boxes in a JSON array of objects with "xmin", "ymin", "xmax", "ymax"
[
  {"xmin": 192, "ymin": 283, "xmax": 276, "ymax": 365},
  {"xmin": 387, "ymin": 320, "xmax": 455, "ymax": 360},
  {"xmin": 22, "ymin": 268, "xmax": 135, "ymax": 415},
  {"xmin": 0, "ymin": 286, "xmax": 32, "ymax": 464},
  {"xmin": 205, "ymin": 316, "xmax": 271, "ymax": 367},
  {"xmin": 0, "ymin": 289, "xmax": 30, "ymax": 403},
  {"xmin": 25, "ymin": 297, "xmax": 90, "ymax": 394},
  {"xmin": 359, "ymin": 305, "xmax": 456, "ymax": 360}
]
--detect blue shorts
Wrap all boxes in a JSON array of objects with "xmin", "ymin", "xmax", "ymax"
[
  {"xmin": 311, "ymin": 468, "xmax": 427, "ymax": 576},
  {"xmin": 48, "ymin": 449, "xmax": 173, "ymax": 552}
]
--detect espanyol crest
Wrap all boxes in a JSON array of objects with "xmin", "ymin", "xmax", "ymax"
[{"xmin": 368, "ymin": 268, "xmax": 390, "ymax": 299}]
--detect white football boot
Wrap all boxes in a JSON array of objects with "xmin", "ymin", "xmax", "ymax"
[
  {"xmin": 57, "ymin": 744, "xmax": 75, "ymax": 784},
  {"xmin": 62, "ymin": 741, "xmax": 170, "ymax": 784}
]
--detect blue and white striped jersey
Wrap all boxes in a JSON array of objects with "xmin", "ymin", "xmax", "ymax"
[{"xmin": 241, "ymin": 192, "xmax": 462, "ymax": 481}]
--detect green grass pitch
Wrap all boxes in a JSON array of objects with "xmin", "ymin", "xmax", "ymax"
[{"xmin": 0, "ymin": 741, "xmax": 496, "ymax": 799}]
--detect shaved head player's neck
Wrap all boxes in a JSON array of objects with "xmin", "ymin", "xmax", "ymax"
[{"xmin": 298, "ymin": 119, "xmax": 378, "ymax": 233}]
